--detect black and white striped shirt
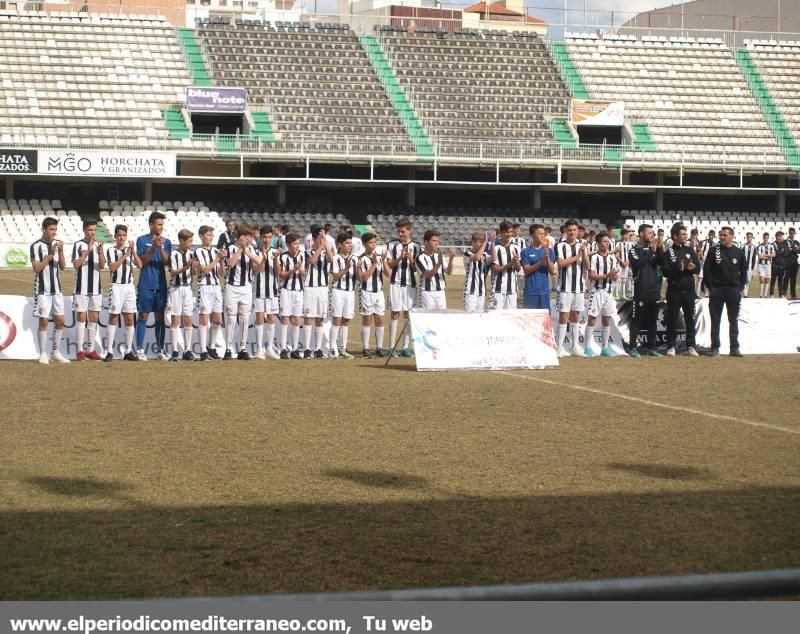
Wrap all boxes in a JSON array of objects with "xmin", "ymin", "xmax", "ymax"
[
  {"xmin": 304, "ymin": 250, "xmax": 329, "ymax": 288},
  {"xmin": 757, "ymin": 243, "xmax": 775, "ymax": 264},
  {"xmin": 195, "ymin": 247, "xmax": 221, "ymax": 286},
  {"xmin": 72, "ymin": 239, "xmax": 102, "ymax": 295},
  {"xmin": 700, "ymin": 239, "xmax": 716, "ymax": 260},
  {"xmin": 170, "ymin": 250, "xmax": 194, "ymax": 288},
  {"xmin": 254, "ymin": 247, "xmax": 279, "ymax": 299},
  {"xmin": 386, "ymin": 240, "xmax": 421, "ymax": 287},
  {"xmin": 510, "ymin": 236, "xmax": 527, "ymax": 251},
  {"xmin": 416, "ymin": 252, "xmax": 446, "ymax": 292},
  {"xmin": 743, "ymin": 243, "xmax": 758, "ymax": 270},
  {"xmin": 617, "ymin": 240, "xmax": 633, "ymax": 264},
  {"xmin": 280, "ymin": 252, "xmax": 304, "ymax": 291},
  {"xmin": 556, "ymin": 241, "xmax": 586, "ymax": 293},
  {"xmin": 492, "ymin": 243, "xmax": 520, "ymax": 294},
  {"xmin": 227, "ymin": 244, "xmax": 257, "ymax": 287},
  {"xmin": 332, "ymin": 254, "xmax": 358, "ymax": 291},
  {"xmin": 590, "ymin": 252, "xmax": 617, "ymax": 290},
  {"xmin": 359, "ymin": 253, "xmax": 384, "ymax": 293},
  {"xmin": 106, "ymin": 245, "xmax": 135, "ymax": 285},
  {"xmin": 463, "ymin": 250, "xmax": 488, "ymax": 296},
  {"xmin": 30, "ymin": 240, "xmax": 62, "ymax": 296}
]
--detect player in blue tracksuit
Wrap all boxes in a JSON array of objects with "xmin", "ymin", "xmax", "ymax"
[{"xmin": 135, "ymin": 211, "xmax": 172, "ymax": 359}]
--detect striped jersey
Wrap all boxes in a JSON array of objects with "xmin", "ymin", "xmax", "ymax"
[
  {"xmin": 463, "ymin": 250, "xmax": 488, "ymax": 296},
  {"xmin": 359, "ymin": 253, "xmax": 384, "ymax": 293},
  {"xmin": 30, "ymin": 240, "xmax": 62, "ymax": 296},
  {"xmin": 510, "ymin": 236, "xmax": 527, "ymax": 251},
  {"xmin": 195, "ymin": 246, "xmax": 221, "ymax": 286},
  {"xmin": 304, "ymin": 249, "xmax": 329, "ymax": 288},
  {"xmin": 743, "ymin": 243, "xmax": 758, "ymax": 270},
  {"xmin": 72, "ymin": 239, "xmax": 103, "ymax": 295},
  {"xmin": 617, "ymin": 240, "xmax": 634, "ymax": 264},
  {"xmin": 227, "ymin": 244, "xmax": 258, "ymax": 286},
  {"xmin": 699, "ymin": 239, "xmax": 716, "ymax": 260},
  {"xmin": 556, "ymin": 241, "xmax": 586, "ymax": 293},
  {"xmin": 386, "ymin": 240, "xmax": 421, "ymax": 287},
  {"xmin": 280, "ymin": 252, "xmax": 304, "ymax": 291},
  {"xmin": 492, "ymin": 243, "xmax": 520, "ymax": 294},
  {"xmin": 331, "ymin": 254, "xmax": 358, "ymax": 291},
  {"xmin": 757, "ymin": 243, "xmax": 775, "ymax": 263},
  {"xmin": 106, "ymin": 245, "xmax": 135, "ymax": 285},
  {"xmin": 254, "ymin": 247, "xmax": 279, "ymax": 299},
  {"xmin": 169, "ymin": 249, "xmax": 194, "ymax": 288},
  {"xmin": 608, "ymin": 237, "xmax": 617, "ymax": 253},
  {"xmin": 416, "ymin": 252, "xmax": 446, "ymax": 292},
  {"xmin": 589, "ymin": 252, "xmax": 617, "ymax": 290}
]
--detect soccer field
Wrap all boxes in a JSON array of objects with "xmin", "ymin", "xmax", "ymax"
[{"xmin": 1, "ymin": 269, "xmax": 799, "ymax": 600}]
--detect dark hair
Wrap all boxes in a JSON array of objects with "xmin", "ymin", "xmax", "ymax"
[
  {"xmin": 423, "ymin": 229, "xmax": 440, "ymax": 242},
  {"xmin": 225, "ymin": 217, "xmax": 237, "ymax": 225},
  {"xmin": 529, "ymin": 223, "xmax": 543, "ymax": 235},
  {"xmin": 323, "ymin": 223, "xmax": 332, "ymax": 232},
  {"xmin": 720, "ymin": 226, "xmax": 734, "ymax": 235},
  {"xmin": 260, "ymin": 224, "xmax": 272, "ymax": 236},
  {"xmin": 395, "ymin": 218, "xmax": 412, "ymax": 229},
  {"xmin": 763, "ymin": 232, "xmax": 770, "ymax": 238},
  {"xmin": 775, "ymin": 230, "xmax": 784, "ymax": 237},
  {"xmin": 285, "ymin": 232, "xmax": 300, "ymax": 245},
  {"xmin": 362, "ymin": 232, "xmax": 376, "ymax": 243},
  {"xmin": 310, "ymin": 224, "xmax": 323, "ymax": 238},
  {"xmin": 564, "ymin": 219, "xmax": 579, "ymax": 229},
  {"xmin": 638, "ymin": 223, "xmax": 653, "ymax": 234},
  {"xmin": 511, "ymin": 223, "xmax": 520, "ymax": 229},
  {"xmin": 746, "ymin": 232, "xmax": 753, "ymax": 237},
  {"xmin": 670, "ymin": 222, "xmax": 686, "ymax": 239},
  {"xmin": 198, "ymin": 225, "xmax": 213, "ymax": 235},
  {"xmin": 499, "ymin": 220, "xmax": 513, "ymax": 232},
  {"xmin": 42, "ymin": 217, "xmax": 58, "ymax": 229},
  {"xmin": 148, "ymin": 211, "xmax": 166, "ymax": 225},
  {"xmin": 595, "ymin": 231, "xmax": 609, "ymax": 242},
  {"xmin": 280, "ymin": 224, "xmax": 290, "ymax": 234},
  {"xmin": 336, "ymin": 232, "xmax": 352, "ymax": 246},
  {"xmin": 114, "ymin": 224, "xmax": 128, "ymax": 235},
  {"xmin": 82, "ymin": 218, "xmax": 98, "ymax": 229}
]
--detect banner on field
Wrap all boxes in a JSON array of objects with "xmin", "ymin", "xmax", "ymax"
[
  {"xmin": 39, "ymin": 150, "xmax": 176, "ymax": 177},
  {"xmin": 570, "ymin": 99, "xmax": 625, "ymax": 127},
  {"xmin": 409, "ymin": 309, "xmax": 558, "ymax": 371},
  {"xmin": 0, "ymin": 242, "xmax": 32, "ymax": 268},
  {"xmin": 186, "ymin": 87, "xmax": 248, "ymax": 113},
  {"xmin": 0, "ymin": 148, "xmax": 37, "ymax": 173}
]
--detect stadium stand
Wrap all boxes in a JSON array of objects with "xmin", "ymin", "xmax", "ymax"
[
  {"xmin": 97, "ymin": 200, "xmax": 225, "ymax": 244},
  {"xmin": 0, "ymin": 12, "xmax": 193, "ymax": 148},
  {"xmin": 622, "ymin": 210, "xmax": 800, "ymax": 238},
  {"xmin": 565, "ymin": 33, "xmax": 785, "ymax": 165},
  {"xmin": 0, "ymin": 199, "xmax": 82, "ymax": 243},
  {"xmin": 197, "ymin": 20, "xmax": 416, "ymax": 153},
  {"xmin": 378, "ymin": 28, "xmax": 570, "ymax": 144}
]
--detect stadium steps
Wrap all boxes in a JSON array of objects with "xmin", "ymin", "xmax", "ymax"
[
  {"xmin": 631, "ymin": 123, "xmax": 657, "ymax": 152},
  {"xmin": 603, "ymin": 146, "xmax": 623, "ymax": 166},
  {"xmin": 360, "ymin": 35, "xmax": 435, "ymax": 162},
  {"xmin": 548, "ymin": 41, "xmax": 589, "ymax": 99},
  {"xmin": 163, "ymin": 108, "xmax": 191, "ymax": 140},
  {"xmin": 177, "ymin": 28, "xmax": 213, "ymax": 86},
  {"xmin": 95, "ymin": 224, "xmax": 110, "ymax": 243},
  {"xmin": 250, "ymin": 111, "xmax": 276, "ymax": 142},
  {"xmin": 547, "ymin": 119, "xmax": 578, "ymax": 149},
  {"xmin": 734, "ymin": 49, "xmax": 800, "ymax": 171}
]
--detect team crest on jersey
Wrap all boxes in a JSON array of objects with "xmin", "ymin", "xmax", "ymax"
[{"xmin": 732, "ymin": 258, "xmax": 737, "ymax": 264}]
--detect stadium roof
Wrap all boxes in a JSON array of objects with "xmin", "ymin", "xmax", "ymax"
[{"xmin": 463, "ymin": 2, "xmax": 523, "ymax": 17}]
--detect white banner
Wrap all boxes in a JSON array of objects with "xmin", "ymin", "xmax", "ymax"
[
  {"xmin": 409, "ymin": 309, "xmax": 558, "ymax": 371},
  {"xmin": 39, "ymin": 150, "xmax": 176, "ymax": 178},
  {"xmin": 571, "ymin": 99, "xmax": 625, "ymax": 127}
]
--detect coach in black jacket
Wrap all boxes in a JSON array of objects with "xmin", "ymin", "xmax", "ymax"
[
  {"xmin": 663, "ymin": 222, "xmax": 700, "ymax": 356},
  {"xmin": 629, "ymin": 223, "xmax": 665, "ymax": 357},
  {"xmin": 703, "ymin": 226, "xmax": 748, "ymax": 357}
]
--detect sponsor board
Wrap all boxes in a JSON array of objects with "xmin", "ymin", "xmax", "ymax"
[
  {"xmin": 186, "ymin": 86, "xmax": 248, "ymax": 113},
  {"xmin": 0, "ymin": 149, "xmax": 37, "ymax": 173},
  {"xmin": 570, "ymin": 99, "xmax": 625, "ymax": 127},
  {"xmin": 39, "ymin": 150, "xmax": 176, "ymax": 177}
]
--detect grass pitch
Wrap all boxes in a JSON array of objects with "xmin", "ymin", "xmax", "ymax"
[{"xmin": 1, "ymin": 269, "xmax": 799, "ymax": 599}]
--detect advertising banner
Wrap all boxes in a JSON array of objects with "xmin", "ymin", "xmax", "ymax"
[
  {"xmin": 39, "ymin": 150, "xmax": 176, "ymax": 177},
  {"xmin": 409, "ymin": 309, "xmax": 559, "ymax": 371},
  {"xmin": 570, "ymin": 99, "xmax": 625, "ymax": 126},
  {"xmin": 186, "ymin": 86, "xmax": 248, "ymax": 113},
  {"xmin": 0, "ymin": 243, "xmax": 32, "ymax": 269},
  {"xmin": 0, "ymin": 149, "xmax": 37, "ymax": 173}
]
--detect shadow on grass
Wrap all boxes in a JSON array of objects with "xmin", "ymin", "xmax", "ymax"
[
  {"xmin": 322, "ymin": 469, "xmax": 429, "ymax": 490},
  {"xmin": 1, "ymin": 486, "xmax": 799, "ymax": 599},
  {"xmin": 606, "ymin": 463, "xmax": 714, "ymax": 481},
  {"xmin": 26, "ymin": 476, "xmax": 134, "ymax": 499}
]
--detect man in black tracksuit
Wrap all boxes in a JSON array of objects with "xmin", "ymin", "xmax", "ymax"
[
  {"xmin": 663, "ymin": 222, "xmax": 700, "ymax": 357},
  {"xmin": 770, "ymin": 231, "xmax": 791, "ymax": 298},
  {"xmin": 703, "ymin": 226, "xmax": 749, "ymax": 357},
  {"xmin": 786, "ymin": 227, "xmax": 800, "ymax": 299},
  {"xmin": 628, "ymin": 223, "xmax": 665, "ymax": 357}
]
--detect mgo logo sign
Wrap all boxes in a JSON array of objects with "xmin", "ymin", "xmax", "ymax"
[
  {"xmin": 0, "ymin": 311, "xmax": 17, "ymax": 352},
  {"xmin": 39, "ymin": 150, "xmax": 177, "ymax": 178},
  {"xmin": 0, "ymin": 149, "xmax": 37, "ymax": 173}
]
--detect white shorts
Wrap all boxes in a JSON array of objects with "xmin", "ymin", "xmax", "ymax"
[
  {"xmin": 197, "ymin": 285, "xmax": 223, "ymax": 315},
  {"xmin": 72, "ymin": 294, "xmax": 102, "ymax": 313},
  {"xmin": 224, "ymin": 284, "xmax": 252, "ymax": 314},
  {"xmin": 757, "ymin": 263, "xmax": 771, "ymax": 278},
  {"xmin": 303, "ymin": 286, "xmax": 328, "ymax": 319},
  {"xmin": 33, "ymin": 293, "xmax": 64, "ymax": 318},
  {"xmin": 419, "ymin": 290, "xmax": 447, "ymax": 310},
  {"xmin": 359, "ymin": 289, "xmax": 386, "ymax": 315},
  {"xmin": 491, "ymin": 292, "xmax": 517, "ymax": 310},
  {"xmin": 254, "ymin": 295, "xmax": 280, "ymax": 315},
  {"xmin": 587, "ymin": 288, "xmax": 615, "ymax": 318},
  {"xmin": 463, "ymin": 293, "xmax": 485, "ymax": 313},
  {"xmin": 108, "ymin": 283, "xmax": 137, "ymax": 315},
  {"xmin": 330, "ymin": 288, "xmax": 355, "ymax": 319},
  {"xmin": 559, "ymin": 291, "xmax": 585, "ymax": 313},
  {"xmin": 619, "ymin": 265, "xmax": 630, "ymax": 280},
  {"xmin": 389, "ymin": 284, "xmax": 416, "ymax": 312},
  {"xmin": 168, "ymin": 286, "xmax": 194, "ymax": 316},
  {"xmin": 280, "ymin": 288, "xmax": 303, "ymax": 317}
]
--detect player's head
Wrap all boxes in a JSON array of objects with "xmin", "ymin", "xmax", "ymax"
[
  {"xmin": 198, "ymin": 225, "xmax": 214, "ymax": 247},
  {"xmin": 564, "ymin": 219, "xmax": 579, "ymax": 242},
  {"xmin": 336, "ymin": 231, "xmax": 353, "ymax": 256},
  {"xmin": 423, "ymin": 229, "xmax": 440, "ymax": 251},
  {"xmin": 41, "ymin": 216, "xmax": 58, "ymax": 241},
  {"xmin": 237, "ymin": 224, "xmax": 255, "ymax": 244},
  {"xmin": 280, "ymin": 224, "xmax": 290, "ymax": 235},
  {"xmin": 285, "ymin": 233, "xmax": 301, "ymax": 256},
  {"xmin": 657, "ymin": 228, "xmax": 665, "ymax": 237},
  {"xmin": 595, "ymin": 231, "xmax": 610, "ymax": 253},
  {"xmin": 310, "ymin": 224, "xmax": 325, "ymax": 248},
  {"xmin": 470, "ymin": 231, "xmax": 484, "ymax": 251},
  {"xmin": 511, "ymin": 223, "xmax": 521, "ymax": 237},
  {"xmin": 578, "ymin": 225, "xmax": 586, "ymax": 238},
  {"xmin": 148, "ymin": 211, "xmax": 166, "ymax": 236},
  {"xmin": 762, "ymin": 231, "xmax": 770, "ymax": 242},
  {"xmin": 690, "ymin": 228, "xmax": 699, "ymax": 237},
  {"xmin": 395, "ymin": 218, "xmax": 412, "ymax": 242},
  {"xmin": 225, "ymin": 218, "xmax": 237, "ymax": 233},
  {"xmin": 362, "ymin": 232, "xmax": 377, "ymax": 254},
  {"xmin": 529, "ymin": 223, "xmax": 544, "ymax": 246},
  {"xmin": 324, "ymin": 223, "xmax": 333, "ymax": 235},
  {"xmin": 719, "ymin": 226, "xmax": 734, "ymax": 246},
  {"xmin": 707, "ymin": 229, "xmax": 716, "ymax": 239},
  {"xmin": 544, "ymin": 226, "xmax": 552, "ymax": 236},
  {"xmin": 587, "ymin": 229, "xmax": 596, "ymax": 242},
  {"xmin": 670, "ymin": 222, "xmax": 687, "ymax": 245},
  {"xmin": 498, "ymin": 220, "xmax": 513, "ymax": 244},
  {"xmin": 114, "ymin": 224, "xmax": 128, "ymax": 247},
  {"xmin": 82, "ymin": 218, "xmax": 97, "ymax": 241},
  {"xmin": 775, "ymin": 230, "xmax": 785, "ymax": 242},
  {"xmin": 273, "ymin": 224, "xmax": 282, "ymax": 236},
  {"xmin": 177, "ymin": 229, "xmax": 193, "ymax": 250},
  {"xmin": 789, "ymin": 227, "xmax": 796, "ymax": 237},
  {"xmin": 621, "ymin": 228, "xmax": 631, "ymax": 241},
  {"xmin": 607, "ymin": 225, "xmax": 616, "ymax": 237},
  {"xmin": 638, "ymin": 223, "xmax": 654, "ymax": 243},
  {"xmin": 745, "ymin": 231, "xmax": 754, "ymax": 243},
  {"xmin": 260, "ymin": 225, "xmax": 272, "ymax": 248}
]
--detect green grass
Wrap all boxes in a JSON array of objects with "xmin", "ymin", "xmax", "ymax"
[{"xmin": 1, "ymin": 270, "xmax": 799, "ymax": 599}]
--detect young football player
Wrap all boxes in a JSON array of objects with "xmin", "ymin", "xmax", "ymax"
[
  {"xmin": 105, "ymin": 224, "xmax": 142, "ymax": 361},
  {"xmin": 303, "ymin": 225, "xmax": 334, "ymax": 358},
  {"xmin": 329, "ymin": 232, "xmax": 358, "ymax": 359},
  {"xmin": 384, "ymin": 218, "xmax": 421, "ymax": 357},
  {"xmin": 278, "ymin": 233, "xmax": 305, "ymax": 359},
  {"xmin": 555, "ymin": 219, "xmax": 590, "ymax": 357},
  {"xmin": 168, "ymin": 229, "xmax": 196, "ymax": 361},
  {"xmin": 72, "ymin": 218, "xmax": 106, "ymax": 360},
  {"xmin": 416, "ymin": 230, "xmax": 454, "ymax": 310},
  {"xmin": 463, "ymin": 231, "xmax": 489, "ymax": 313},
  {"xmin": 490, "ymin": 221, "xmax": 522, "ymax": 310},
  {"xmin": 358, "ymin": 232, "xmax": 387, "ymax": 357},
  {"xmin": 253, "ymin": 226, "xmax": 281, "ymax": 360},
  {"xmin": 194, "ymin": 225, "xmax": 226, "ymax": 361},
  {"xmin": 31, "ymin": 217, "xmax": 69, "ymax": 364},
  {"xmin": 584, "ymin": 232, "xmax": 618, "ymax": 357},
  {"xmin": 224, "ymin": 224, "xmax": 262, "ymax": 360}
]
